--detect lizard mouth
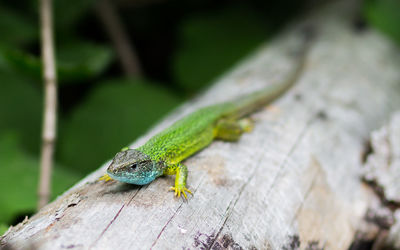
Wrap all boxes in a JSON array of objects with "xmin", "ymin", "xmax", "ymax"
[
  {"xmin": 106, "ymin": 164, "xmax": 158, "ymax": 185},
  {"xmin": 107, "ymin": 171, "xmax": 156, "ymax": 185}
]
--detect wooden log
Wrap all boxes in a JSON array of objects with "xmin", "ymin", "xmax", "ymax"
[
  {"xmin": 2, "ymin": 1, "xmax": 400, "ymax": 249},
  {"xmin": 363, "ymin": 111, "xmax": 400, "ymax": 204},
  {"xmin": 361, "ymin": 111, "xmax": 400, "ymax": 249}
]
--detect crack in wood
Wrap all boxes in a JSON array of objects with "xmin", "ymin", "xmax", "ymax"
[
  {"xmin": 265, "ymin": 114, "xmax": 318, "ymax": 199},
  {"xmin": 290, "ymin": 158, "xmax": 321, "ymax": 227},
  {"xmin": 208, "ymin": 113, "xmax": 316, "ymax": 250},
  {"xmin": 151, "ymin": 203, "xmax": 184, "ymax": 249},
  {"xmin": 362, "ymin": 178, "xmax": 400, "ymax": 210},
  {"xmin": 150, "ymin": 171, "xmax": 207, "ymax": 249},
  {"xmin": 89, "ymin": 189, "xmax": 139, "ymax": 249},
  {"xmin": 207, "ymin": 171, "xmax": 252, "ymax": 250}
]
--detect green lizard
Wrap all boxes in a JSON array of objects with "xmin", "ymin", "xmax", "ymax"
[{"xmin": 100, "ymin": 40, "xmax": 310, "ymax": 199}]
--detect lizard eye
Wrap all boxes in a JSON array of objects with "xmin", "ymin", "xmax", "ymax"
[{"xmin": 128, "ymin": 163, "xmax": 137, "ymax": 170}]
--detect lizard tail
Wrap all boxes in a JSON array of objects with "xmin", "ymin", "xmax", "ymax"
[{"xmin": 223, "ymin": 35, "xmax": 312, "ymax": 119}]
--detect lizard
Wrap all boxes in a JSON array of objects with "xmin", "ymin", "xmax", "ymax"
[{"xmin": 100, "ymin": 37, "xmax": 312, "ymax": 200}]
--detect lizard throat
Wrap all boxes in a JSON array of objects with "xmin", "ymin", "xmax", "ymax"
[
  {"xmin": 107, "ymin": 169, "xmax": 160, "ymax": 185},
  {"xmin": 107, "ymin": 159, "xmax": 165, "ymax": 185}
]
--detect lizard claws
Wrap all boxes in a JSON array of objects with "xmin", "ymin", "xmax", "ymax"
[{"xmin": 169, "ymin": 186, "xmax": 192, "ymax": 200}]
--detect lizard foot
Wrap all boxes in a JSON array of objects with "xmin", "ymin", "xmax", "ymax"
[
  {"xmin": 99, "ymin": 174, "xmax": 113, "ymax": 182},
  {"xmin": 238, "ymin": 118, "xmax": 254, "ymax": 132},
  {"xmin": 169, "ymin": 186, "xmax": 192, "ymax": 200}
]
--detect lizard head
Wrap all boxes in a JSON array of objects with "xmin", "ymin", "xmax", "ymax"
[{"xmin": 106, "ymin": 149, "xmax": 162, "ymax": 185}]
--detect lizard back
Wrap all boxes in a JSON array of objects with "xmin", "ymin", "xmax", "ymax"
[{"xmin": 138, "ymin": 103, "xmax": 231, "ymax": 164}]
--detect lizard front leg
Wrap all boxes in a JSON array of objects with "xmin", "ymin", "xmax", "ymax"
[{"xmin": 164, "ymin": 163, "xmax": 192, "ymax": 199}]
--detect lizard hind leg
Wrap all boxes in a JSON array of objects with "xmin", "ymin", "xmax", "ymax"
[{"xmin": 214, "ymin": 118, "xmax": 254, "ymax": 141}]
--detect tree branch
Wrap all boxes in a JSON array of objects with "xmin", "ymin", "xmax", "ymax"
[
  {"xmin": 38, "ymin": 0, "xmax": 57, "ymax": 210},
  {"xmin": 96, "ymin": 0, "xmax": 143, "ymax": 77}
]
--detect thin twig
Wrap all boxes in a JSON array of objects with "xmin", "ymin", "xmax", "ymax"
[
  {"xmin": 96, "ymin": 0, "xmax": 143, "ymax": 77},
  {"xmin": 38, "ymin": 0, "xmax": 57, "ymax": 210}
]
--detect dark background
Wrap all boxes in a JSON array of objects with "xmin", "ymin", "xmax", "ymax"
[{"xmin": 0, "ymin": 0, "xmax": 399, "ymax": 234}]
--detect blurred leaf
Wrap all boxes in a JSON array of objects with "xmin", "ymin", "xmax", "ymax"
[
  {"xmin": 58, "ymin": 79, "xmax": 181, "ymax": 174},
  {"xmin": 0, "ymin": 223, "xmax": 9, "ymax": 235},
  {"xmin": 7, "ymin": 0, "xmax": 94, "ymax": 35},
  {"xmin": 0, "ymin": 133, "xmax": 80, "ymax": 225},
  {"xmin": 0, "ymin": 41, "xmax": 113, "ymax": 83},
  {"xmin": 0, "ymin": 46, "xmax": 12, "ymax": 70},
  {"xmin": 0, "ymin": 47, "xmax": 41, "ymax": 77},
  {"xmin": 364, "ymin": 0, "xmax": 400, "ymax": 45},
  {"xmin": 57, "ymin": 41, "xmax": 113, "ymax": 82},
  {"xmin": 54, "ymin": 0, "xmax": 95, "ymax": 33},
  {"xmin": 0, "ymin": 70, "xmax": 42, "ymax": 154},
  {"xmin": 173, "ymin": 5, "xmax": 268, "ymax": 91},
  {"xmin": 0, "ymin": 6, "xmax": 37, "ymax": 46}
]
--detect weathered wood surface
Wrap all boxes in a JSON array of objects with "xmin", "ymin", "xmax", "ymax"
[
  {"xmin": 2, "ymin": 1, "xmax": 400, "ymax": 249},
  {"xmin": 363, "ymin": 111, "xmax": 400, "ymax": 204},
  {"xmin": 362, "ymin": 111, "xmax": 400, "ymax": 249},
  {"xmin": 387, "ymin": 211, "xmax": 400, "ymax": 249}
]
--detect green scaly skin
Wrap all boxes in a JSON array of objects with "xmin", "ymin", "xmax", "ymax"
[{"xmin": 103, "ymin": 40, "xmax": 310, "ymax": 200}]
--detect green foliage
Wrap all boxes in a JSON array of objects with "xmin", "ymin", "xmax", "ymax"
[
  {"xmin": 0, "ymin": 47, "xmax": 41, "ymax": 78},
  {"xmin": 58, "ymin": 79, "xmax": 181, "ymax": 174},
  {"xmin": 0, "ymin": 70, "xmax": 42, "ymax": 154},
  {"xmin": 57, "ymin": 41, "xmax": 113, "ymax": 83},
  {"xmin": 0, "ymin": 0, "xmax": 111, "ymax": 83},
  {"xmin": 172, "ymin": 5, "xmax": 268, "ymax": 92},
  {"xmin": 0, "ymin": 223, "xmax": 9, "ymax": 235},
  {"xmin": 54, "ymin": 0, "xmax": 95, "ymax": 33},
  {"xmin": 364, "ymin": 0, "xmax": 400, "ymax": 45},
  {"xmin": 0, "ymin": 6, "xmax": 37, "ymax": 46},
  {"xmin": 21, "ymin": 0, "xmax": 95, "ymax": 35},
  {"xmin": 1, "ymin": 41, "xmax": 113, "ymax": 84},
  {"xmin": 0, "ymin": 133, "xmax": 80, "ymax": 225},
  {"xmin": 0, "ymin": 0, "xmax": 114, "ymax": 227}
]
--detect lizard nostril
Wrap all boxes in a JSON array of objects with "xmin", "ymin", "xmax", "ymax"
[{"xmin": 107, "ymin": 164, "xmax": 119, "ymax": 174}]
